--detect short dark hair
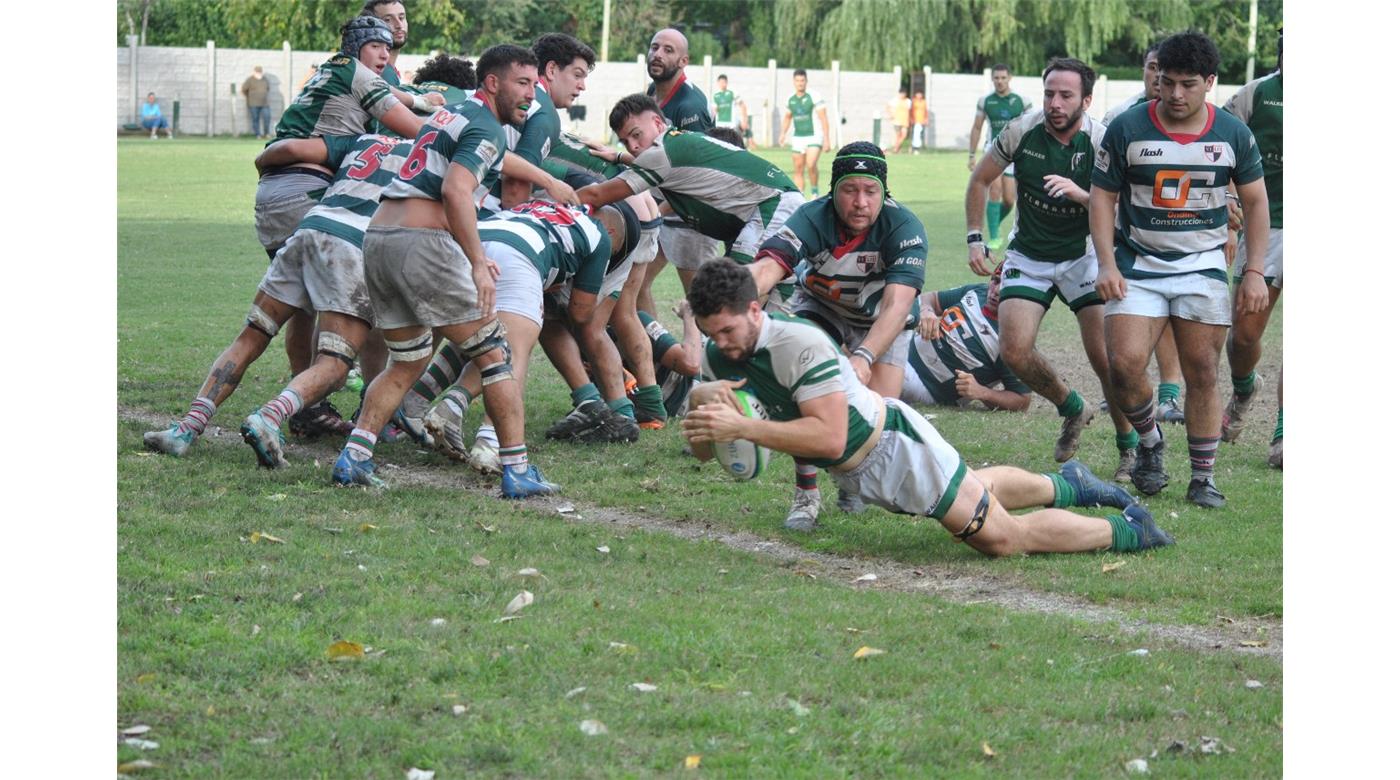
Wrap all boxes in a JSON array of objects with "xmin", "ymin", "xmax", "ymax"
[
  {"xmin": 1156, "ymin": 30, "xmax": 1220, "ymax": 79},
  {"xmin": 688, "ymin": 259, "xmax": 758, "ymax": 317},
  {"xmin": 1144, "ymin": 39, "xmax": 1163, "ymax": 60},
  {"xmin": 706, "ymin": 126, "xmax": 745, "ymax": 148},
  {"xmin": 532, "ymin": 33, "xmax": 596, "ymax": 75},
  {"xmin": 413, "ymin": 53, "xmax": 476, "ymax": 90},
  {"xmin": 793, "ymin": 68, "xmax": 807, "ymax": 78},
  {"xmin": 477, "ymin": 44, "xmax": 538, "ymax": 86},
  {"xmin": 991, "ymin": 63, "xmax": 1011, "ymax": 74},
  {"xmin": 609, "ymin": 93, "xmax": 662, "ymax": 133},
  {"xmin": 360, "ymin": 0, "xmax": 400, "ymax": 15},
  {"xmin": 717, "ymin": 73, "xmax": 728, "ymax": 81},
  {"xmin": 1042, "ymin": 57, "xmax": 1096, "ymax": 98}
]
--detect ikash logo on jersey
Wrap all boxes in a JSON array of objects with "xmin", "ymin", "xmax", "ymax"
[
  {"xmin": 898, "ymin": 237, "xmax": 923, "ymax": 250},
  {"xmin": 1203, "ymin": 144, "xmax": 1223, "ymax": 162}
]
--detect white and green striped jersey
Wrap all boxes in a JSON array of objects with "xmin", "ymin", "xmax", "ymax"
[
  {"xmin": 379, "ymin": 96, "xmax": 507, "ymax": 205},
  {"xmin": 991, "ymin": 110, "xmax": 1106, "ymax": 262},
  {"xmin": 786, "ymin": 92, "xmax": 824, "ymax": 136},
  {"xmin": 762, "ymin": 196, "xmax": 927, "ymax": 328},
  {"xmin": 299, "ymin": 134, "xmax": 413, "ymax": 248},
  {"xmin": 1092, "ymin": 101, "xmax": 1264, "ymax": 280},
  {"xmin": 701, "ymin": 313, "xmax": 882, "ymax": 469},
  {"xmin": 976, "ymin": 91, "xmax": 1028, "ymax": 140},
  {"xmin": 908, "ymin": 285, "xmax": 1029, "ymax": 405},
  {"xmin": 274, "ymin": 55, "xmax": 399, "ymax": 140},
  {"xmin": 618, "ymin": 129, "xmax": 797, "ymax": 241},
  {"xmin": 1103, "ymin": 89, "xmax": 1149, "ymax": 125},
  {"xmin": 478, "ymin": 201, "xmax": 611, "ymax": 295},
  {"xmin": 1222, "ymin": 71, "xmax": 1282, "ymax": 228}
]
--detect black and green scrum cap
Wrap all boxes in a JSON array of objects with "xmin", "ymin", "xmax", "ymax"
[{"xmin": 830, "ymin": 141, "xmax": 889, "ymax": 196}]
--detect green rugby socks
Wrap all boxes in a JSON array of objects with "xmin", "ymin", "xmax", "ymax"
[
  {"xmin": 1107, "ymin": 514, "xmax": 1139, "ymax": 552},
  {"xmin": 1232, "ymin": 371, "xmax": 1257, "ymax": 398},
  {"xmin": 607, "ymin": 397, "xmax": 636, "ymax": 420},
  {"xmin": 986, "ymin": 202, "xmax": 1001, "ymax": 241},
  {"xmin": 1055, "ymin": 390, "xmax": 1085, "ymax": 419},
  {"xmin": 1273, "ymin": 409, "xmax": 1283, "ymax": 442},
  {"xmin": 571, "ymin": 382, "xmax": 602, "ymax": 407},
  {"xmin": 633, "ymin": 384, "xmax": 667, "ymax": 422},
  {"xmin": 1157, "ymin": 382, "xmax": 1181, "ymax": 404},
  {"xmin": 1115, "ymin": 430, "xmax": 1140, "ymax": 453}
]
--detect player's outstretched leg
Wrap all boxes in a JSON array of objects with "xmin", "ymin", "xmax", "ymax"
[
  {"xmin": 936, "ymin": 470, "xmax": 1171, "ymax": 557},
  {"xmin": 144, "ymin": 292, "xmax": 294, "ymax": 457},
  {"xmin": 786, "ymin": 463, "xmax": 823, "ymax": 531}
]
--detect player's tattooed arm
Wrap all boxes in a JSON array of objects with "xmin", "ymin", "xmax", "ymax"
[{"xmin": 200, "ymin": 359, "xmax": 246, "ymax": 406}]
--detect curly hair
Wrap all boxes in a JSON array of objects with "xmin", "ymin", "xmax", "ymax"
[
  {"xmin": 688, "ymin": 259, "xmax": 758, "ymax": 317},
  {"xmin": 1156, "ymin": 31, "xmax": 1220, "ymax": 79},
  {"xmin": 413, "ymin": 53, "xmax": 475, "ymax": 90}
]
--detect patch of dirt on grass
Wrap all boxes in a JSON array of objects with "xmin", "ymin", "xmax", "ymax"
[{"xmin": 121, "ymin": 405, "xmax": 1281, "ymax": 661}]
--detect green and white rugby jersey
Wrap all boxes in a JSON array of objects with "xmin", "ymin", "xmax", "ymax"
[
  {"xmin": 383, "ymin": 62, "xmax": 402, "ymax": 87},
  {"xmin": 544, "ymin": 130, "xmax": 627, "ymax": 181},
  {"xmin": 907, "ymin": 284, "xmax": 1029, "ymax": 405},
  {"xmin": 712, "ymin": 89, "xmax": 736, "ymax": 126},
  {"xmin": 762, "ymin": 196, "xmax": 927, "ymax": 328},
  {"xmin": 1103, "ymin": 89, "xmax": 1149, "ymax": 125},
  {"xmin": 618, "ymin": 130, "xmax": 797, "ymax": 242},
  {"xmin": 647, "ymin": 74, "xmax": 714, "ymax": 132},
  {"xmin": 786, "ymin": 92, "xmax": 824, "ymax": 137},
  {"xmin": 977, "ymin": 91, "xmax": 1028, "ymax": 140},
  {"xmin": 367, "ymin": 81, "xmax": 469, "ymax": 136},
  {"xmin": 379, "ymin": 96, "xmax": 507, "ymax": 205},
  {"xmin": 991, "ymin": 110, "xmax": 1107, "ymax": 262},
  {"xmin": 298, "ymin": 134, "xmax": 413, "ymax": 249},
  {"xmin": 274, "ymin": 55, "xmax": 399, "ymax": 140},
  {"xmin": 478, "ymin": 200, "xmax": 611, "ymax": 294},
  {"xmin": 1222, "ymin": 71, "xmax": 1282, "ymax": 228},
  {"xmin": 1092, "ymin": 101, "xmax": 1264, "ymax": 280},
  {"xmin": 700, "ymin": 313, "xmax": 882, "ymax": 469}
]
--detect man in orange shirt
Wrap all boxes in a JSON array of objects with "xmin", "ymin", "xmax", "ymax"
[
  {"xmin": 885, "ymin": 89, "xmax": 911, "ymax": 153},
  {"xmin": 911, "ymin": 91, "xmax": 928, "ymax": 154}
]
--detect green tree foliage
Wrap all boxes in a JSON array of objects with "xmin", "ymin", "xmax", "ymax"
[{"xmin": 118, "ymin": 0, "xmax": 1276, "ymax": 82}]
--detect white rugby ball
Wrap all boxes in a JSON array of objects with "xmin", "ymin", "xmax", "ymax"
[{"xmin": 715, "ymin": 389, "xmax": 771, "ymax": 481}]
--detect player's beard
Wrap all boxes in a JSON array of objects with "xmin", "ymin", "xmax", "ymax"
[
  {"xmin": 1048, "ymin": 105, "xmax": 1084, "ymax": 132},
  {"xmin": 650, "ymin": 61, "xmax": 680, "ymax": 84}
]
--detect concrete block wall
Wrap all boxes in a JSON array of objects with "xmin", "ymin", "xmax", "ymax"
[{"xmin": 117, "ymin": 44, "xmax": 1239, "ymax": 147}]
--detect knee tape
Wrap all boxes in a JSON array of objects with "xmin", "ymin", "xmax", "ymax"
[
  {"xmin": 247, "ymin": 304, "xmax": 281, "ymax": 339},
  {"xmin": 456, "ymin": 318, "xmax": 509, "ymax": 361},
  {"xmin": 317, "ymin": 331, "xmax": 359, "ymax": 367},
  {"xmin": 480, "ymin": 360, "xmax": 514, "ymax": 386},
  {"xmin": 386, "ymin": 332, "xmax": 434, "ymax": 363},
  {"xmin": 952, "ymin": 489, "xmax": 992, "ymax": 542}
]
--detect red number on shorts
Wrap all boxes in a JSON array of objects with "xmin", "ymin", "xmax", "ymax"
[
  {"xmin": 400, "ymin": 130, "xmax": 440, "ymax": 181},
  {"xmin": 346, "ymin": 140, "xmax": 395, "ymax": 180},
  {"xmin": 512, "ymin": 200, "xmax": 578, "ymax": 226}
]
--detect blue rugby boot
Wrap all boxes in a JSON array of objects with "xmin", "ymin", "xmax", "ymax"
[
  {"xmin": 1060, "ymin": 460, "xmax": 1135, "ymax": 510},
  {"xmin": 1124, "ymin": 505, "xmax": 1174, "ymax": 551},
  {"xmin": 332, "ymin": 449, "xmax": 385, "ymax": 489},
  {"xmin": 501, "ymin": 464, "xmax": 559, "ymax": 499}
]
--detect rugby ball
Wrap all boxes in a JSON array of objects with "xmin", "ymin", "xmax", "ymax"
[{"xmin": 715, "ymin": 389, "xmax": 771, "ymax": 481}]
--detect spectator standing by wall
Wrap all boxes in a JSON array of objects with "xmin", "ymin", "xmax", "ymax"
[
  {"xmin": 242, "ymin": 66, "xmax": 271, "ymax": 139},
  {"xmin": 911, "ymin": 91, "xmax": 928, "ymax": 154}
]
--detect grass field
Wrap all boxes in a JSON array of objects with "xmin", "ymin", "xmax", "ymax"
[{"xmin": 118, "ymin": 137, "xmax": 1282, "ymax": 777}]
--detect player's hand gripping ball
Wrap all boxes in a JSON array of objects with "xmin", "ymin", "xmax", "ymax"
[{"xmin": 715, "ymin": 389, "xmax": 771, "ymax": 481}]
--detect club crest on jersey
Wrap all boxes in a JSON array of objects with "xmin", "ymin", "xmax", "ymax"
[
  {"xmin": 856, "ymin": 253, "xmax": 877, "ymax": 274},
  {"xmin": 1203, "ymin": 144, "xmax": 1223, "ymax": 162},
  {"xmin": 1071, "ymin": 152, "xmax": 1087, "ymax": 169}
]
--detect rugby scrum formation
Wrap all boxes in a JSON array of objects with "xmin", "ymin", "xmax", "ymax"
[{"xmin": 144, "ymin": 2, "xmax": 1284, "ymax": 559}]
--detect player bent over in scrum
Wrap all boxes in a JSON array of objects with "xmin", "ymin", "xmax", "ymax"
[
  {"xmin": 681, "ymin": 259, "xmax": 1172, "ymax": 557},
  {"xmin": 332, "ymin": 44, "xmax": 557, "ymax": 497}
]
